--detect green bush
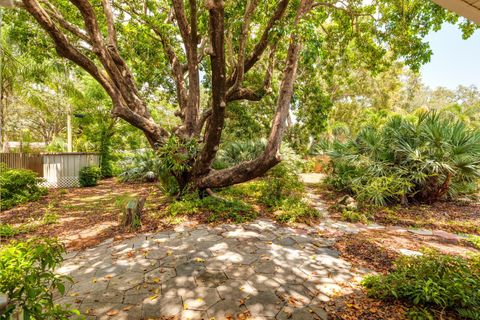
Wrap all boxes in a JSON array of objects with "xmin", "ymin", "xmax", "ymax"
[
  {"xmin": 327, "ymin": 111, "xmax": 480, "ymax": 205},
  {"xmin": 118, "ymin": 150, "xmax": 160, "ymax": 182},
  {"xmin": 79, "ymin": 165, "xmax": 101, "ymax": 187},
  {"xmin": 165, "ymin": 194, "xmax": 257, "ymax": 223},
  {"xmin": 0, "ymin": 238, "xmax": 78, "ymax": 319},
  {"xmin": 213, "ymin": 140, "xmax": 265, "ymax": 170},
  {"xmin": 0, "ymin": 164, "xmax": 47, "ymax": 210},
  {"xmin": 274, "ymin": 196, "xmax": 321, "ymax": 223},
  {"xmin": 362, "ymin": 251, "xmax": 480, "ymax": 319}
]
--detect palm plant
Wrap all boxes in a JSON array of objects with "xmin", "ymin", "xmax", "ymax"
[{"xmin": 328, "ymin": 111, "xmax": 480, "ymax": 205}]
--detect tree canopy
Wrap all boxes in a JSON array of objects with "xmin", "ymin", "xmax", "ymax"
[{"xmin": 4, "ymin": 0, "xmax": 478, "ymax": 192}]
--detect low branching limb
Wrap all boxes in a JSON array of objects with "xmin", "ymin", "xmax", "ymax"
[{"xmin": 199, "ymin": 0, "xmax": 312, "ymax": 189}]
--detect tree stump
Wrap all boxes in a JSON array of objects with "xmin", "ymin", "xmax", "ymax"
[{"xmin": 123, "ymin": 197, "xmax": 146, "ymax": 228}]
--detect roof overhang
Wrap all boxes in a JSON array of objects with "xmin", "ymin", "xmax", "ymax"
[{"xmin": 432, "ymin": 0, "xmax": 480, "ymax": 25}]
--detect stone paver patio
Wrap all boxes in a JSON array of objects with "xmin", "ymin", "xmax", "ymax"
[
  {"xmin": 55, "ymin": 173, "xmax": 471, "ymax": 319},
  {"xmin": 57, "ymin": 219, "xmax": 359, "ymax": 320}
]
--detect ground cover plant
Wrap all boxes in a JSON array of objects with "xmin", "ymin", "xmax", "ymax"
[
  {"xmin": 326, "ymin": 111, "xmax": 480, "ymax": 206},
  {"xmin": 362, "ymin": 250, "xmax": 480, "ymax": 319},
  {"xmin": 0, "ymin": 163, "xmax": 47, "ymax": 210},
  {"xmin": 0, "ymin": 238, "xmax": 78, "ymax": 319}
]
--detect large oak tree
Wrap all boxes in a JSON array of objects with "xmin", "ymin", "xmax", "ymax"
[{"xmin": 8, "ymin": 0, "xmax": 473, "ymax": 192}]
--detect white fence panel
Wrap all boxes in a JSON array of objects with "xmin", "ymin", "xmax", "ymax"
[{"xmin": 42, "ymin": 153, "xmax": 100, "ymax": 188}]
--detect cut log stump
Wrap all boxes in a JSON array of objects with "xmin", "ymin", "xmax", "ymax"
[{"xmin": 123, "ymin": 196, "xmax": 146, "ymax": 228}]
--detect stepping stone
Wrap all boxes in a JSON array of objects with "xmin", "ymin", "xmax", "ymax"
[
  {"xmin": 144, "ymin": 267, "xmax": 176, "ymax": 283},
  {"xmin": 276, "ymin": 284, "xmax": 313, "ymax": 307},
  {"xmin": 277, "ymin": 306, "xmax": 327, "ymax": 320},
  {"xmin": 142, "ymin": 293, "xmax": 182, "ymax": 318},
  {"xmin": 175, "ymin": 261, "xmax": 205, "ymax": 277},
  {"xmin": 398, "ymin": 248, "xmax": 423, "ymax": 257},
  {"xmin": 181, "ymin": 287, "xmax": 221, "ymax": 311},
  {"xmin": 223, "ymin": 265, "xmax": 255, "ymax": 279},
  {"xmin": 217, "ymin": 279, "xmax": 258, "ymax": 300},
  {"xmin": 433, "ymin": 230, "xmax": 460, "ymax": 242},
  {"xmin": 247, "ymin": 274, "xmax": 282, "ymax": 291},
  {"xmin": 124, "ymin": 284, "xmax": 159, "ymax": 304},
  {"xmin": 246, "ymin": 291, "xmax": 284, "ymax": 318},
  {"xmin": 195, "ymin": 270, "xmax": 227, "ymax": 287},
  {"xmin": 206, "ymin": 299, "xmax": 249, "ymax": 320},
  {"xmin": 408, "ymin": 229, "xmax": 433, "ymax": 236},
  {"xmin": 108, "ymin": 272, "xmax": 144, "ymax": 291}
]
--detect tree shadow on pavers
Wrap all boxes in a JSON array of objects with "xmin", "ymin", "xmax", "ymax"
[{"xmin": 56, "ymin": 221, "xmax": 361, "ymax": 319}]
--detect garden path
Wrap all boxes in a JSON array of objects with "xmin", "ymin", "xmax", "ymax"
[
  {"xmin": 55, "ymin": 173, "xmax": 476, "ymax": 320},
  {"xmin": 57, "ymin": 219, "xmax": 362, "ymax": 320}
]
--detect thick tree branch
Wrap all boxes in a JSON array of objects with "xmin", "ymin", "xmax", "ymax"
[
  {"xmin": 184, "ymin": 0, "xmax": 200, "ymax": 136},
  {"xmin": 22, "ymin": 0, "xmax": 168, "ymax": 147},
  {"xmin": 192, "ymin": 0, "xmax": 226, "ymax": 177},
  {"xmin": 199, "ymin": 0, "xmax": 312, "ymax": 189},
  {"xmin": 227, "ymin": 0, "xmax": 289, "ymax": 88},
  {"xmin": 226, "ymin": 45, "xmax": 276, "ymax": 102},
  {"xmin": 101, "ymin": 0, "xmax": 118, "ymax": 48},
  {"xmin": 172, "ymin": 0, "xmax": 191, "ymax": 54},
  {"xmin": 40, "ymin": 0, "xmax": 91, "ymax": 44},
  {"xmin": 229, "ymin": 0, "xmax": 260, "ymax": 94}
]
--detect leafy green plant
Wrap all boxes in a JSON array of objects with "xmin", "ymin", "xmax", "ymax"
[
  {"xmin": 327, "ymin": 111, "xmax": 480, "ymax": 205},
  {"xmin": 0, "ymin": 164, "xmax": 47, "ymax": 210},
  {"xmin": 79, "ymin": 165, "xmax": 101, "ymax": 187},
  {"xmin": 164, "ymin": 194, "xmax": 257, "ymax": 223},
  {"xmin": 341, "ymin": 209, "xmax": 369, "ymax": 223},
  {"xmin": 467, "ymin": 235, "xmax": 480, "ymax": 249},
  {"xmin": 274, "ymin": 196, "xmax": 321, "ymax": 223},
  {"xmin": 0, "ymin": 224, "xmax": 19, "ymax": 237},
  {"xmin": 362, "ymin": 250, "xmax": 480, "ymax": 319},
  {"xmin": 0, "ymin": 238, "xmax": 79, "ymax": 319},
  {"xmin": 118, "ymin": 150, "xmax": 160, "ymax": 183},
  {"xmin": 213, "ymin": 140, "xmax": 266, "ymax": 170}
]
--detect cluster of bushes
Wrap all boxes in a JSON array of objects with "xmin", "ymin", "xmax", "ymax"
[
  {"xmin": 0, "ymin": 238, "xmax": 78, "ymax": 318},
  {"xmin": 0, "ymin": 163, "xmax": 47, "ymax": 210},
  {"xmin": 326, "ymin": 111, "xmax": 480, "ymax": 206},
  {"xmin": 363, "ymin": 250, "xmax": 480, "ymax": 319}
]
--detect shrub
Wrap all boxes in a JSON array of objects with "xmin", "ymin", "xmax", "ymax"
[
  {"xmin": 164, "ymin": 194, "xmax": 257, "ymax": 223},
  {"xmin": 362, "ymin": 251, "xmax": 480, "ymax": 319},
  {"xmin": 0, "ymin": 164, "xmax": 47, "ymax": 210},
  {"xmin": 79, "ymin": 165, "xmax": 101, "ymax": 187},
  {"xmin": 341, "ymin": 209, "xmax": 369, "ymax": 223},
  {"xmin": 119, "ymin": 137, "xmax": 198, "ymax": 195},
  {"xmin": 213, "ymin": 140, "xmax": 265, "ymax": 170},
  {"xmin": 260, "ymin": 162, "xmax": 304, "ymax": 207},
  {"xmin": 118, "ymin": 150, "xmax": 160, "ymax": 183},
  {"xmin": 327, "ymin": 111, "xmax": 480, "ymax": 205},
  {"xmin": 274, "ymin": 196, "xmax": 321, "ymax": 223},
  {"xmin": 0, "ymin": 238, "xmax": 78, "ymax": 319}
]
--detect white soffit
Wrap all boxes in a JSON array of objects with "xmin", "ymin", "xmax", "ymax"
[{"xmin": 432, "ymin": 0, "xmax": 480, "ymax": 25}]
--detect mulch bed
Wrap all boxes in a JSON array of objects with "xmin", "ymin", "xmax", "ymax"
[
  {"xmin": 334, "ymin": 233, "xmax": 399, "ymax": 273},
  {"xmin": 316, "ymin": 187, "xmax": 480, "ymax": 235},
  {"xmin": 0, "ymin": 179, "xmax": 169, "ymax": 250}
]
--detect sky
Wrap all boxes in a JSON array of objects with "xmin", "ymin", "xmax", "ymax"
[{"xmin": 420, "ymin": 23, "xmax": 480, "ymax": 90}]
